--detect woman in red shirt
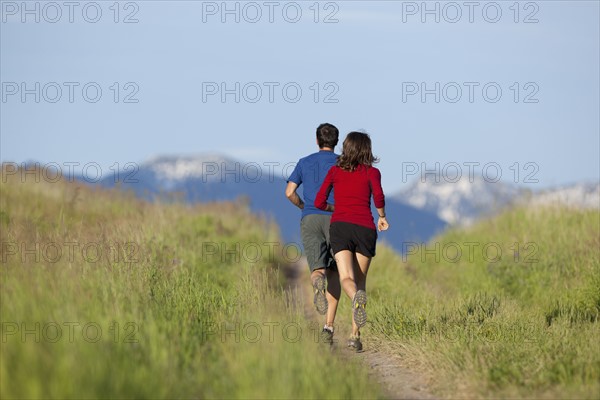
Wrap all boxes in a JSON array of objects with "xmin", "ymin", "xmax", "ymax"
[{"xmin": 315, "ymin": 131, "xmax": 389, "ymax": 352}]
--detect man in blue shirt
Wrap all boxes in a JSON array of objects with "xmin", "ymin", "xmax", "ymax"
[{"xmin": 285, "ymin": 123, "xmax": 340, "ymax": 344}]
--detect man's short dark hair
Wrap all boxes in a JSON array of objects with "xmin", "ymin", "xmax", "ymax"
[{"xmin": 316, "ymin": 123, "xmax": 339, "ymax": 149}]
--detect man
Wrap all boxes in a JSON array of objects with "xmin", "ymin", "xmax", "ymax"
[{"xmin": 285, "ymin": 123, "xmax": 341, "ymax": 344}]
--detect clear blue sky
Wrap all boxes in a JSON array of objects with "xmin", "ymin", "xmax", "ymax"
[{"xmin": 1, "ymin": 1, "xmax": 598, "ymax": 194}]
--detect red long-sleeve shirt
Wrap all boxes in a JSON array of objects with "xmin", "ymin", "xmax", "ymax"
[{"xmin": 315, "ymin": 164, "xmax": 385, "ymax": 230}]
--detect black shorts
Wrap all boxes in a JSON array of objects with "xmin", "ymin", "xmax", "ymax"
[{"xmin": 329, "ymin": 222, "xmax": 377, "ymax": 258}]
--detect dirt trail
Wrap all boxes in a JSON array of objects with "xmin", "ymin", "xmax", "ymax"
[{"xmin": 284, "ymin": 259, "xmax": 436, "ymax": 400}]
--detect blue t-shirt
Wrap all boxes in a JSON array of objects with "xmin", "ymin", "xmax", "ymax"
[{"xmin": 288, "ymin": 150, "xmax": 338, "ymax": 218}]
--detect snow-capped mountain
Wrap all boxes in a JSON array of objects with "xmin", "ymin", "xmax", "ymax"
[
  {"xmin": 394, "ymin": 176, "xmax": 525, "ymax": 225},
  {"xmin": 144, "ymin": 154, "xmax": 235, "ymax": 183},
  {"xmin": 394, "ymin": 176, "xmax": 599, "ymax": 226},
  {"xmin": 81, "ymin": 154, "xmax": 600, "ymax": 248},
  {"xmin": 139, "ymin": 154, "xmax": 239, "ymax": 191},
  {"xmin": 523, "ymin": 183, "xmax": 600, "ymax": 209},
  {"xmin": 97, "ymin": 154, "xmax": 447, "ymax": 253}
]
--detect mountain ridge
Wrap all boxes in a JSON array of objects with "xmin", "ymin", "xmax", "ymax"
[
  {"xmin": 94, "ymin": 154, "xmax": 447, "ymax": 253},
  {"xmin": 394, "ymin": 174, "xmax": 599, "ymax": 226}
]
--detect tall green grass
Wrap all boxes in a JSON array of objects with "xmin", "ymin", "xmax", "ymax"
[
  {"xmin": 4, "ymin": 166, "xmax": 598, "ymax": 399},
  {"xmin": 364, "ymin": 206, "xmax": 600, "ymax": 399},
  {"xmin": 0, "ymin": 168, "xmax": 382, "ymax": 399}
]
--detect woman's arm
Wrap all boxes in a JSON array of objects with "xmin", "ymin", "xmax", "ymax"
[
  {"xmin": 376, "ymin": 207, "xmax": 389, "ymax": 231},
  {"xmin": 315, "ymin": 168, "xmax": 335, "ymax": 211},
  {"xmin": 369, "ymin": 168, "xmax": 385, "ymax": 209},
  {"xmin": 370, "ymin": 168, "xmax": 389, "ymax": 231}
]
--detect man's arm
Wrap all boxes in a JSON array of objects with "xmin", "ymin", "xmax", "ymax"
[{"xmin": 285, "ymin": 181, "xmax": 304, "ymax": 210}]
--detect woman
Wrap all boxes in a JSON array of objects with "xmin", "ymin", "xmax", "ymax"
[{"xmin": 314, "ymin": 131, "xmax": 389, "ymax": 352}]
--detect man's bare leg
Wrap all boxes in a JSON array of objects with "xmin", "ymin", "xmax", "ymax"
[{"xmin": 310, "ymin": 268, "xmax": 328, "ymax": 315}]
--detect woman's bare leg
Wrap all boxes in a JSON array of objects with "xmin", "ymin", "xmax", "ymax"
[
  {"xmin": 325, "ymin": 268, "xmax": 341, "ymax": 328},
  {"xmin": 334, "ymin": 250, "xmax": 357, "ymax": 301},
  {"xmin": 351, "ymin": 252, "xmax": 372, "ymax": 337}
]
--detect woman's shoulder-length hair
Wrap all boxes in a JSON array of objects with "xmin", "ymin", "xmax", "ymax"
[{"xmin": 336, "ymin": 131, "xmax": 379, "ymax": 172}]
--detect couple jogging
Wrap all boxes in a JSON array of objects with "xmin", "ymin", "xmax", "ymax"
[{"xmin": 285, "ymin": 123, "xmax": 389, "ymax": 352}]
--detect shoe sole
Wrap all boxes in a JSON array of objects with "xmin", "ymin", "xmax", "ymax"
[
  {"xmin": 353, "ymin": 290, "xmax": 367, "ymax": 328},
  {"xmin": 313, "ymin": 276, "xmax": 328, "ymax": 315},
  {"xmin": 320, "ymin": 332, "xmax": 334, "ymax": 345},
  {"xmin": 347, "ymin": 339, "xmax": 363, "ymax": 352}
]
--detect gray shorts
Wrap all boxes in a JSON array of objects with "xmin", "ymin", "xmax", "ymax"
[{"xmin": 300, "ymin": 214, "xmax": 337, "ymax": 272}]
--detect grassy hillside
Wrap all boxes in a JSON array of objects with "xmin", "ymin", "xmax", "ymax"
[
  {"xmin": 0, "ymin": 168, "xmax": 382, "ymax": 399},
  {"xmin": 365, "ymin": 206, "xmax": 600, "ymax": 398},
  {"xmin": 3, "ymin": 166, "xmax": 598, "ymax": 399}
]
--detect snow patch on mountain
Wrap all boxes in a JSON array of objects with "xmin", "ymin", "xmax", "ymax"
[
  {"xmin": 394, "ymin": 176, "xmax": 522, "ymax": 225},
  {"xmin": 523, "ymin": 183, "xmax": 600, "ymax": 209},
  {"xmin": 143, "ymin": 154, "xmax": 235, "ymax": 183},
  {"xmin": 395, "ymin": 176, "xmax": 599, "ymax": 226}
]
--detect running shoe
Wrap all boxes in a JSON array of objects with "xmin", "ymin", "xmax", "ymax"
[
  {"xmin": 313, "ymin": 275, "xmax": 328, "ymax": 315},
  {"xmin": 352, "ymin": 290, "xmax": 367, "ymax": 327},
  {"xmin": 320, "ymin": 326, "xmax": 334, "ymax": 345},
  {"xmin": 347, "ymin": 335, "xmax": 363, "ymax": 352}
]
